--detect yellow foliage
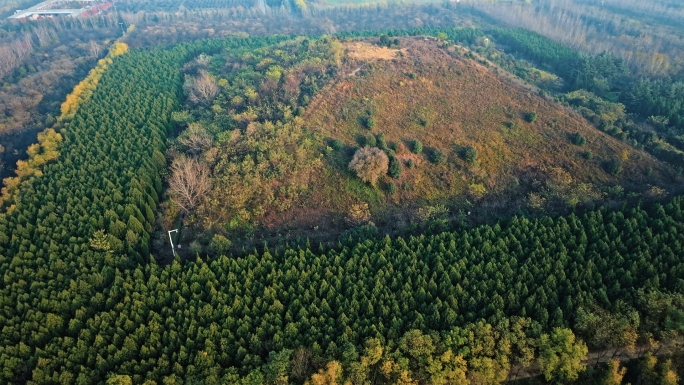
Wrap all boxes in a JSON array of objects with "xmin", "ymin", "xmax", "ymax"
[
  {"xmin": 294, "ymin": 0, "xmax": 307, "ymax": 11},
  {"xmin": 0, "ymin": 127, "xmax": 63, "ymax": 203},
  {"xmin": 469, "ymin": 183, "xmax": 487, "ymax": 199},
  {"xmin": 14, "ymin": 160, "xmax": 35, "ymax": 178},
  {"xmin": 620, "ymin": 149, "xmax": 630, "ymax": 162},
  {"xmin": 26, "ymin": 143, "xmax": 40, "ymax": 158},
  {"xmin": 109, "ymin": 42, "xmax": 129, "ymax": 57},
  {"xmin": 59, "ymin": 41, "xmax": 129, "ymax": 120},
  {"xmin": 3, "ymin": 177, "xmax": 20, "ymax": 192},
  {"xmin": 305, "ymin": 362, "xmax": 343, "ymax": 385}
]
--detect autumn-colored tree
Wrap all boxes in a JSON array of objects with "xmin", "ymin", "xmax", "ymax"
[
  {"xmin": 600, "ymin": 359, "xmax": 626, "ymax": 385},
  {"xmin": 305, "ymin": 361, "xmax": 343, "ymax": 385},
  {"xmin": 538, "ymin": 328, "xmax": 588, "ymax": 383},
  {"xmin": 347, "ymin": 202, "xmax": 372, "ymax": 226},
  {"xmin": 349, "ymin": 146, "xmax": 389, "ymax": 185},
  {"xmin": 428, "ymin": 350, "xmax": 468, "ymax": 385},
  {"xmin": 106, "ymin": 375, "xmax": 133, "ymax": 385}
]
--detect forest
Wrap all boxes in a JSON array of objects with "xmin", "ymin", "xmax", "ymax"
[{"xmin": 0, "ymin": 1, "xmax": 684, "ymax": 384}]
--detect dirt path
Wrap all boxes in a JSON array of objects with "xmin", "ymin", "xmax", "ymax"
[
  {"xmin": 348, "ymin": 64, "xmax": 365, "ymax": 77},
  {"xmin": 508, "ymin": 342, "xmax": 678, "ymax": 381}
]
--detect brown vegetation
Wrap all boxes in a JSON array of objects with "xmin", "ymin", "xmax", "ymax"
[
  {"xmin": 185, "ymin": 70, "xmax": 220, "ymax": 105},
  {"xmin": 299, "ymin": 37, "xmax": 677, "ymax": 228},
  {"xmin": 168, "ymin": 155, "xmax": 212, "ymax": 214},
  {"xmin": 348, "ymin": 146, "xmax": 389, "ymax": 185},
  {"xmin": 177, "ymin": 122, "xmax": 214, "ymax": 154},
  {"xmin": 345, "ymin": 42, "xmax": 405, "ymax": 61}
]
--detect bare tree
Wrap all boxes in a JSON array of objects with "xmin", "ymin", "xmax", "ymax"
[
  {"xmin": 290, "ymin": 348, "xmax": 312, "ymax": 383},
  {"xmin": 168, "ymin": 156, "xmax": 212, "ymax": 214},
  {"xmin": 177, "ymin": 122, "xmax": 214, "ymax": 154},
  {"xmin": 348, "ymin": 146, "xmax": 389, "ymax": 185},
  {"xmin": 185, "ymin": 70, "xmax": 220, "ymax": 105},
  {"xmin": 88, "ymin": 40, "xmax": 103, "ymax": 58},
  {"xmin": 33, "ymin": 26, "xmax": 56, "ymax": 48},
  {"xmin": 0, "ymin": 35, "xmax": 34, "ymax": 80},
  {"xmin": 195, "ymin": 54, "xmax": 210, "ymax": 66}
]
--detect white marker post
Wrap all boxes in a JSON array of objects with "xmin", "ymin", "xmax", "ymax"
[{"xmin": 168, "ymin": 229, "xmax": 179, "ymax": 256}]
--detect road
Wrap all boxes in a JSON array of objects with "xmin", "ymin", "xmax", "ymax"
[{"xmin": 8, "ymin": 0, "xmax": 96, "ymax": 19}]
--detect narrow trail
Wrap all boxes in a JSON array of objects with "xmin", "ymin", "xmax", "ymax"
[
  {"xmin": 348, "ymin": 64, "xmax": 365, "ymax": 76},
  {"xmin": 507, "ymin": 342, "xmax": 678, "ymax": 381}
]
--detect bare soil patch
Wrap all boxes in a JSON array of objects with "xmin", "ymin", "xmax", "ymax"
[{"xmin": 345, "ymin": 42, "xmax": 406, "ymax": 61}]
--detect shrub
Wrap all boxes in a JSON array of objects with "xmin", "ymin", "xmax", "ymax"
[
  {"xmin": 363, "ymin": 116, "xmax": 376, "ymax": 130},
  {"xmin": 407, "ymin": 159, "xmax": 415, "ymax": 169},
  {"xmin": 366, "ymin": 134, "xmax": 377, "ymax": 147},
  {"xmin": 387, "ymin": 182, "xmax": 397, "ymax": 195},
  {"xmin": 402, "ymin": 181, "xmax": 410, "ymax": 190},
  {"xmin": 376, "ymin": 133, "xmax": 387, "ymax": 150},
  {"xmin": 430, "ymin": 149, "xmax": 447, "ymax": 164},
  {"xmin": 349, "ymin": 147, "xmax": 389, "ymax": 185},
  {"xmin": 388, "ymin": 157, "xmax": 402, "ymax": 179},
  {"xmin": 605, "ymin": 185, "xmax": 625, "ymax": 198},
  {"xmin": 570, "ymin": 133, "xmax": 586, "ymax": 146},
  {"xmin": 329, "ymin": 139, "xmax": 344, "ymax": 151},
  {"xmin": 210, "ymin": 234, "xmax": 232, "ymax": 255},
  {"xmin": 605, "ymin": 159, "xmax": 623, "ymax": 176},
  {"xmin": 469, "ymin": 183, "xmax": 487, "ymax": 199},
  {"xmin": 346, "ymin": 202, "xmax": 372, "ymax": 226},
  {"xmin": 461, "ymin": 146, "xmax": 478, "ymax": 164},
  {"xmin": 582, "ymin": 151, "xmax": 593, "ymax": 160},
  {"xmin": 526, "ymin": 112, "xmax": 538, "ymax": 123},
  {"xmin": 412, "ymin": 139, "xmax": 423, "ymax": 154},
  {"xmin": 189, "ymin": 241, "xmax": 203, "ymax": 255}
]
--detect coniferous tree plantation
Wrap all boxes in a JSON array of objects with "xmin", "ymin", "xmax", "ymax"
[{"xmin": 1, "ymin": 2, "xmax": 684, "ymax": 384}]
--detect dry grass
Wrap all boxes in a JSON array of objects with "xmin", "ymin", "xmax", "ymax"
[
  {"xmin": 257, "ymin": 37, "xmax": 681, "ymax": 240},
  {"xmin": 295, "ymin": 37, "xmax": 679, "ymax": 223},
  {"xmin": 345, "ymin": 42, "xmax": 406, "ymax": 61}
]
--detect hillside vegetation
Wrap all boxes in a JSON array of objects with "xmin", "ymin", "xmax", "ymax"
[
  {"xmin": 164, "ymin": 35, "xmax": 679, "ymax": 252},
  {"xmin": 299, "ymin": 37, "xmax": 677, "ymax": 234},
  {"xmin": 312, "ymin": 38, "xmax": 665, "ymax": 180}
]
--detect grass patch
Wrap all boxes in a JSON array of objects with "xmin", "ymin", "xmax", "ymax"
[{"xmin": 344, "ymin": 178, "xmax": 383, "ymax": 205}]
